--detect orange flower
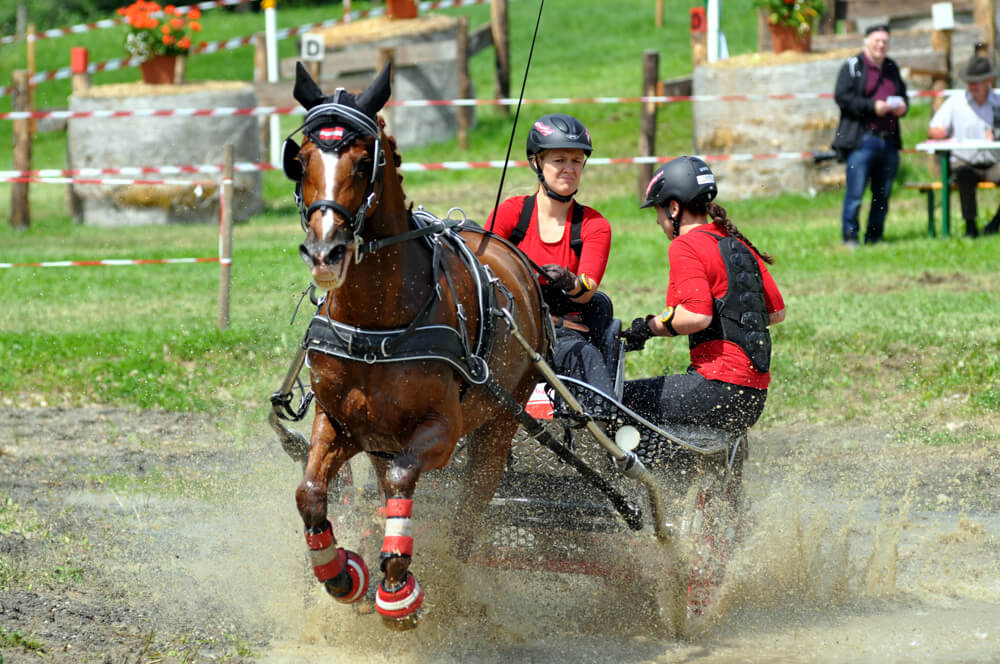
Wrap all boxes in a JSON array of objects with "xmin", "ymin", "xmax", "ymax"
[
  {"xmin": 170, "ymin": 17, "xmax": 183, "ymax": 28},
  {"xmin": 189, "ymin": 21, "xmax": 201, "ymax": 32},
  {"xmin": 162, "ymin": 33, "xmax": 175, "ymax": 45},
  {"xmin": 164, "ymin": 4, "xmax": 175, "ymax": 12},
  {"xmin": 177, "ymin": 36, "xmax": 191, "ymax": 49},
  {"xmin": 188, "ymin": 8, "xmax": 201, "ymax": 19}
]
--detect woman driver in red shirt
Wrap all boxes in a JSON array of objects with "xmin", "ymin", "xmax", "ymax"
[
  {"xmin": 620, "ymin": 156, "xmax": 786, "ymax": 433},
  {"xmin": 487, "ymin": 113, "xmax": 614, "ymax": 402}
]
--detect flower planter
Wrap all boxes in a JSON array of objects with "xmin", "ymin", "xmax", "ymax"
[
  {"xmin": 140, "ymin": 54, "xmax": 182, "ymax": 84},
  {"xmin": 769, "ymin": 23, "xmax": 811, "ymax": 53}
]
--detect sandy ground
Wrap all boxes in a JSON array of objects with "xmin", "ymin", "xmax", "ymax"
[{"xmin": 1, "ymin": 406, "xmax": 999, "ymax": 663}]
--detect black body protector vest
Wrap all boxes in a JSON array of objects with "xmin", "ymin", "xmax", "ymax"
[
  {"xmin": 688, "ymin": 231, "xmax": 772, "ymax": 373},
  {"xmin": 510, "ymin": 194, "xmax": 584, "ymax": 316}
]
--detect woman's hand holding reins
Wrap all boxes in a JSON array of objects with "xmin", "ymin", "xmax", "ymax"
[{"xmin": 540, "ymin": 264, "xmax": 577, "ymax": 292}]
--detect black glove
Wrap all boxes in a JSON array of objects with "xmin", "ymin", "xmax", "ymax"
[
  {"xmin": 540, "ymin": 264, "xmax": 577, "ymax": 292},
  {"xmin": 621, "ymin": 316, "xmax": 654, "ymax": 351}
]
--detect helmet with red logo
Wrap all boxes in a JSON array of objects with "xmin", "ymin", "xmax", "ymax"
[
  {"xmin": 526, "ymin": 113, "xmax": 593, "ymax": 159},
  {"xmin": 640, "ymin": 156, "xmax": 718, "ymax": 210}
]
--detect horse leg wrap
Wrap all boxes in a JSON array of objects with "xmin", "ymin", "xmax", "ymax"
[
  {"xmin": 305, "ymin": 520, "xmax": 370, "ymax": 604},
  {"xmin": 375, "ymin": 571, "xmax": 424, "ymax": 620},
  {"xmin": 380, "ymin": 497, "xmax": 415, "ymax": 560}
]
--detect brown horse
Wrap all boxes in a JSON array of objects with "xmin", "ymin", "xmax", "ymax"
[{"xmin": 281, "ymin": 63, "xmax": 548, "ymax": 629}]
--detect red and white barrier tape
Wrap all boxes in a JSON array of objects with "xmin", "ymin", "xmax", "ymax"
[
  {"xmin": 4, "ymin": 150, "xmax": 935, "ymax": 182},
  {"xmin": 0, "ymin": 0, "xmax": 254, "ymax": 45},
  {"xmin": 0, "ymin": 257, "xmax": 226, "ymax": 269},
  {"xmin": 1, "ymin": 176, "xmax": 219, "ymax": 186},
  {"xmin": 1, "ymin": 88, "xmax": 959, "ymax": 121}
]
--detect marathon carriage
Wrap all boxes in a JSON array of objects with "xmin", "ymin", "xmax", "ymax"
[{"xmin": 268, "ymin": 62, "xmax": 747, "ymax": 634}]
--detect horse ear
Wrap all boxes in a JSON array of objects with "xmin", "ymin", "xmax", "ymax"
[
  {"xmin": 282, "ymin": 138, "xmax": 303, "ymax": 182},
  {"xmin": 356, "ymin": 63, "xmax": 392, "ymax": 117},
  {"xmin": 293, "ymin": 61, "xmax": 325, "ymax": 110}
]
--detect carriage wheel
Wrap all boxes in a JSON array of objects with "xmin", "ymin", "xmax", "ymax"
[{"xmin": 676, "ymin": 456, "xmax": 744, "ymax": 619}]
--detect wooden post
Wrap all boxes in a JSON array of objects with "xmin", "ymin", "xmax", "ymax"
[
  {"xmin": 68, "ymin": 48, "xmax": 90, "ymax": 223},
  {"xmin": 931, "ymin": 27, "xmax": 953, "ymax": 116},
  {"xmin": 377, "ymin": 47, "xmax": 396, "ymax": 136},
  {"xmin": 11, "ymin": 70, "xmax": 31, "ymax": 229},
  {"xmin": 307, "ymin": 59, "xmax": 321, "ymax": 82},
  {"xmin": 456, "ymin": 16, "xmax": 471, "ymax": 150},
  {"xmin": 491, "ymin": 0, "xmax": 510, "ymax": 115},
  {"xmin": 70, "ymin": 47, "xmax": 91, "ymax": 93},
  {"xmin": 254, "ymin": 34, "xmax": 270, "ymax": 163},
  {"xmin": 344, "ymin": 0, "xmax": 352, "ymax": 22},
  {"xmin": 655, "ymin": 0, "xmax": 664, "ymax": 28},
  {"xmin": 15, "ymin": 5, "xmax": 26, "ymax": 36},
  {"xmin": 638, "ymin": 50, "xmax": 659, "ymax": 203},
  {"xmin": 973, "ymin": 0, "xmax": 995, "ymax": 52},
  {"xmin": 27, "ymin": 24, "xmax": 36, "ymax": 137},
  {"xmin": 218, "ymin": 144, "xmax": 234, "ymax": 331}
]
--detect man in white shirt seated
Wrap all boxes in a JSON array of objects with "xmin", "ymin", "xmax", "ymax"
[{"xmin": 928, "ymin": 55, "xmax": 1000, "ymax": 237}]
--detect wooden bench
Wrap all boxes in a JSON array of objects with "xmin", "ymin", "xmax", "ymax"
[{"xmin": 902, "ymin": 181, "xmax": 998, "ymax": 237}]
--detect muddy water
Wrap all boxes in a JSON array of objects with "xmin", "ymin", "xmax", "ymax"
[{"xmin": 90, "ymin": 421, "xmax": 1000, "ymax": 663}]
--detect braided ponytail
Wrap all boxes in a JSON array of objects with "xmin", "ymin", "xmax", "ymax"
[{"xmin": 707, "ymin": 201, "xmax": 774, "ymax": 265}]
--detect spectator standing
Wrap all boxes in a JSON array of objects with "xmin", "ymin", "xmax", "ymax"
[
  {"xmin": 832, "ymin": 24, "xmax": 908, "ymax": 247},
  {"xmin": 927, "ymin": 55, "xmax": 1000, "ymax": 237}
]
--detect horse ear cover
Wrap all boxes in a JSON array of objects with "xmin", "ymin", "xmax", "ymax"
[
  {"xmin": 293, "ymin": 61, "xmax": 325, "ymax": 110},
  {"xmin": 282, "ymin": 137, "xmax": 303, "ymax": 182},
  {"xmin": 356, "ymin": 63, "xmax": 392, "ymax": 118}
]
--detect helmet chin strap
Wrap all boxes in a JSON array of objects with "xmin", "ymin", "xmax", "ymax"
[
  {"xmin": 531, "ymin": 157, "xmax": 576, "ymax": 203},
  {"xmin": 668, "ymin": 205, "xmax": 681, "ymax": 239}
]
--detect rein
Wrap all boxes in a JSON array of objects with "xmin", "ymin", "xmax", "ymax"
[{"xmin": 490, "ymin": 0, "xmax": 546, "ymax": 230}]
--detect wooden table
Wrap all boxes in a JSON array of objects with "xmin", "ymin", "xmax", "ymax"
[{"xmin": 915, "ymin": 139, "xmax": 1000, "ymax": 237}]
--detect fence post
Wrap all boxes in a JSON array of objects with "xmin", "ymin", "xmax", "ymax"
[
  {"xmin": 655, "ymin": 0, "xmax": 664, "ymax": 28},
  {"xmin": 638, "ymin": 50, "xmax": 659, "ymax": 203},
  {"xmin": 11, "ymin": 70, "xmax": 31, "ymax": 229},
  {"xmin": 254, "ymin": 34, "xmax": 270, "ymax": 163},
  {"xmin": 68, "ymin": 48, "xmax": 90, "ymax": 223},
  {"xmin": 218, "ymin": 144, "xmax": 234, "ymax": 331},
  {"xmin": 456, "ymin": 16, "xmax": 471, "ymax": 150},
  {"xmin": 491, "ymin": 0, "xmax": 510, "ymax": 115},
  {"xmin": 27, "ymin": 24, "xmax": 36, "ymax": 138}
]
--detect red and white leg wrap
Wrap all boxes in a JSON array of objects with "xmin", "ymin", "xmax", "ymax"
[
  {"xmin": 381, "ymin": 497, "xmax": 415, "ymax": 559},
  {"xmin": 376, "ymin": 572, "xmax": 424, "ymax": 619},
  {"xmin": 304, "ymin": 521, "xmax": 369, "ymax": 604}
]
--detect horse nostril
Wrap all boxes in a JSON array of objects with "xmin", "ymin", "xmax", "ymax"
[
  {"xmin": 299, "ymin": 244, "xmax": 314, "ymax": 267},
  {"xmin": 326, "ymin": 244, "xmax": 347, "ymax": 266}
]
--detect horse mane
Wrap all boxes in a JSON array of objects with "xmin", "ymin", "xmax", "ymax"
[{"xmin": 376, "ymin": 116, "xmax": 407, "ymax": 207}]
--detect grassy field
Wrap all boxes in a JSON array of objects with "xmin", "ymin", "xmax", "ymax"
[{"xmin": 2, "ymin": 0, "xmax": 999, "ymax": 447}]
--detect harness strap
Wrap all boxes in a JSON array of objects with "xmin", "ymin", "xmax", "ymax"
[{"xmin": 510, "ymin": 195, "xmax": 584, "ymax": 259}]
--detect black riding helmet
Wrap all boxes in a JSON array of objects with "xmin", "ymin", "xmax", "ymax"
[
  {"xmin": 640, "ymin": 156, "xmax": 718, "ymax": 210},
  {"xmin": 526, "ymin": 113, "xmax": 593, "ymax": 202}
]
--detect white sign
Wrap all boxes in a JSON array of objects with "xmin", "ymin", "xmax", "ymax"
[
  {"xmin": 932, "ymin": 2, "xmax": 955, "ymax": 31},
  {"xmin": 301, "ymin": 33, "xmax": 325, "ymax": 62}
]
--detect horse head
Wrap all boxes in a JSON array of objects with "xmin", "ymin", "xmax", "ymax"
[{"xmin": 284, "ymin": 62, "xmax": 394, "ymax": 291}]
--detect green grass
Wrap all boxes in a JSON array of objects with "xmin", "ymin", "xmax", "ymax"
[{"xmin": 2, "ymin": 0, "xmax": 999, "ymax": 446}]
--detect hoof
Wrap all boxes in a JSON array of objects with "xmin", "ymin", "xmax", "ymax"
[
  {"xmin": 375, "ymin": 572, "xmax": 424, "ymax": 625},
  {"xmin": 324, "ymin": 548, "xmax": 370, "ymax": 604}
]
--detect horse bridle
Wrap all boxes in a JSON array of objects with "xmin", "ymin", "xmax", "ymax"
[{"xmin": 283, "ymin": 92, "xmax": 387, "ymax": 261}]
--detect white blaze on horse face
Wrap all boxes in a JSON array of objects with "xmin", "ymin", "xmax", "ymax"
[{"xmin": 319, "ymin": 149, "xmax": 340, "ymax": 239}]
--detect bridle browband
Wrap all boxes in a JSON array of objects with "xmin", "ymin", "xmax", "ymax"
[{"xmin": 284, "ymin": 90, "xmax": 387, "ymax": 262}]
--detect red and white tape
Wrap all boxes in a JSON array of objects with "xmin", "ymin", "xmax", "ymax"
[{"xmin": 0, "ymin": 257, "xmax": 226, "ymax": 269}]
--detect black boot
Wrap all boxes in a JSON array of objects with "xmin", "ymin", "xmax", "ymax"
[
  {"xmin": 985, "ymin": 211, "xmax": 1000, "ymax": 236},
  {"xmin": 965, "ymin": 218, "xmax": 979, "ymax": 238}
]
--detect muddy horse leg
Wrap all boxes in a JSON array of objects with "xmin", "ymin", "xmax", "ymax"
[
  {"xmin": 375, "ymin": 416, "xmax": 456, "ymax": 629},
  {"xmin": 296, "ymin": 410, "xmax": 369, "ymax": 604}
]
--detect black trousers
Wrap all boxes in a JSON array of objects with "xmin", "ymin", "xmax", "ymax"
[
  {"xmin": 953, "ymin": 162, "xmax": 1000, "ymax": 233},
  {"xmin": 622, "ymin": 369, "xmax": 767, "ymax": 434},
  {"xmin": 552, "ymin": 325, "xmax": 614, "ymax": 398}
]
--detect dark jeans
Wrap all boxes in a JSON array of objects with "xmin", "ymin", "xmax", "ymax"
[
  {"xmin": 841, "ymin": 133, "xmax": 900, "ymax": 244},
  {"xmin": 622, "ymin": 369, "xmax": 767, "ymax": 434},
  {"xmin": 953, "ymin": 161, "xmax": 1000, "ymax": 234}
]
